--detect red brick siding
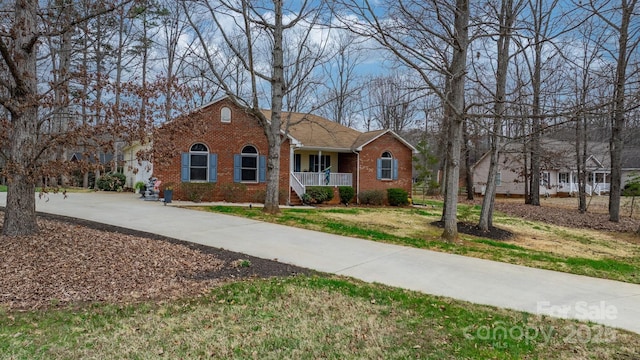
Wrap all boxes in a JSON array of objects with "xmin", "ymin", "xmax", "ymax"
[
  {"xmin": 154, "ymin": 99, "xmax": 291, "ymax": 203},
  {"xmin": 358, "ymin": 133, "xmax": 413, "ymax": 202}
]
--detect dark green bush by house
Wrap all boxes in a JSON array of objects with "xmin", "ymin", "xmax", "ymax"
[
  {"xmin": 180, "ymin": 182, "xmax": 215, "ymax": 202},
  {"xmin": 338, "ymin": 186, "xmax": 355, "ymax": 205},
  {"xmin": 97, "ymin": 173, "xmax": 126, "ymax": 191},
  {"xmin": 358, "ymin": 190, "xmax": 385, "ymax": 205},
  {"xmin": 306, "ymin": 186, "xmax": 334, "ymax": 204},
  {"xmin": 387, "ymin": 188, "xmax": 409, "ymax": 206}
]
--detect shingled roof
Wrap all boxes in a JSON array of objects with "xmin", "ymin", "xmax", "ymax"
[{"xmin": 261, "ymin": 110, "xmax": 415, "ymax": 152}]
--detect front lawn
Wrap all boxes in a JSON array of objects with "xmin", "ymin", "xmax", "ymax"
[
  {"xmin": 1, "ymin": 276, "xmax": 638, "ymax": 359},
  {"xmin": 201, "ymin": 204, "xmax": 640, "ymax": 284}
]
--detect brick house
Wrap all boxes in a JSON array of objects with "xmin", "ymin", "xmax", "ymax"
[{"xmin": 152, "ymin": 97, "xmax": 416, "ymax": 204}]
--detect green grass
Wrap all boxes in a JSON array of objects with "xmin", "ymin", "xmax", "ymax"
[
  {"xmin": 1, "ymin": 276, "xmax": 636, "ymax": 359},
  {"xmin": 0, "ymin": 185, "xmax": 6, "ymax": 192},
  {"xmin": 202, "ymin": 205, "xmax": 640, "ymax": 284}
]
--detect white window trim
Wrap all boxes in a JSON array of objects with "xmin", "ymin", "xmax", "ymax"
[
  {"xmin": 241, "ymin": 146, "xmax": 259, "ymax": 183},
  {"xmin": 190, "ymin": 143, "xmax": 209, "ymax": 182},
  {"xmin": 221, "ymin": 107, "xmax": 231, "ymax": 123}
]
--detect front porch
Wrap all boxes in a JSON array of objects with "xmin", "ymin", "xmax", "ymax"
[
  {"xmin": 289, "ymin": 149, "xmax": 356, "ymax": 203},
  {"xmin": 557, "ymin": 170, "xmax": 610, "ymax": 196},
  {"xmin": 289, "ymin": 172, "xmax": 353, "ymax": 203}
]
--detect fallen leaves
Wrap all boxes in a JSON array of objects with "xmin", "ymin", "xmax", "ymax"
[{"xmin": 0, "ymin": 215, "xmax": 224, "ymax": 309}]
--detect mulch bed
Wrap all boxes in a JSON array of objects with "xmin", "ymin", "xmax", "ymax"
[
  {"xmin": 431, "ymin": 220, "xmax": 514, "ymax": 240},
  {"xmin": 0, "ymin": 210, "xmax": 311, "ymax": 310}
]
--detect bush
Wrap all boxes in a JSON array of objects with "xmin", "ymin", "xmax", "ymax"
[
  {"xmin": 623, "ymin": 182, "xmax": 640, "ymax": 196},
  {"xmin": 358, "ymin": 190, "xmax": 385, "ymax": 205},
  {"xmin": 97, "ymin": 173, "xmax": 126, "ymax": 191},
  {"xmin": 220, "ymin": 183, "xmax": 247, "ymax": 202},
  {"xmin": 338, "ymin": 186, "xmax": 355, "ymax": 205},
  {"xmin": 180, "ymin": 182, "xmax": 215, "ymax": 202},
  {"xmin": 306, "ymin": 186, "xmax": 334, "ymax": 204},
  {"xmin": 387, "ymin": 188, "xmax": 409, "ymax": 206},
  {"xmin": 134, "ymin": 181, "xmax": 146, "ymax": 192}
]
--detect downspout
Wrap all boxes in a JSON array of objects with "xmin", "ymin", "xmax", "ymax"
[
  {"xmin": 355, "ymin": 150, "xmax": 360, "ymax": 204},
  {"xmin": 289, "ymin": 144, "xmax": 294, "ymax": 205}
]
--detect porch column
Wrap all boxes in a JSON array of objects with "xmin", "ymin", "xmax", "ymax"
[{"xmin": 318, "ymin": 150, "xmax": 322, "ymax": 186}]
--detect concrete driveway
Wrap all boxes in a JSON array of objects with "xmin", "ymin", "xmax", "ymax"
[{"xmin": 1, "ymin": 191, "xmax": 639, "ymax": 334}]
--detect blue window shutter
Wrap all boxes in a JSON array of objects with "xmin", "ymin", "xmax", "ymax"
[
  {"xmin": 259, "ymin": 155, "xmax": 266, "ymax": 183},
  {"xmin": 376, "ymin": 158, "xmax": 382, "ymax": 180},
  {"xmin": 233, "ymin": 154, "xmax": 241, "ymax": 182},
  {"xmin": 392, "ymin": 159, "xmax": 399, "ymax": 180},
  {"xmin": 209, "ymin": 154, "xmax": 218, "ymax": 183},
  {"xmin": 181, "ymin": 152, "xmax": 189, "ymax": 182}
]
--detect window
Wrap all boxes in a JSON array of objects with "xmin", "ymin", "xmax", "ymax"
[
  {"xmin": 309, "ymin": 154, "xmax": 331, "ymax": 172},
  {"xmin": 190, "ymin": 143, "xmax": 208, "ymax": 181},
  {"xmin": 496, "ymin": 172, "xmax": 502, "ymax": 186},
  {"xmin": 558, "ymin": 172, "xmax": 570, "ymax": 184},
  {"xmin": 541, "ymin": 172, "xmax": 551, "ymax": 186},
  {"xmin": 240, "ymin": 145, "xmax": 258, "ymax": 182},
  {"xmin": 380, "ymin": 151, "xmax": 393, "ymax": 180},
  {"xmin": 181, "ymin": 143, "xmax": 217, "ymax": 183},
  {"xmin": 234, "ymin": 146, "xmax": 266, "ymax": 183},
  {"xmin": 221, "ymin": 107, "xmax": 231, "ymax": 123},
  {"xmin": 377, "ymin": 151, "xmax": 398, "ymax": 180},
  {"xmin": 294, "ymin": 154, "xmax": 301, "ymax": 172}
]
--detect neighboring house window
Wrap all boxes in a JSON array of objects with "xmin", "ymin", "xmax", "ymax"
[
  {"xmin": 376, "ymin": 151, "xmax": 398, "ymax": 180},
  {"xmin": 234, "ymin": 145, "xmax": 266, "ymax": 183},
  {"xmin": 181, "ymin": 143, "xmax": 217, "ymax": 183},
  {"xmin": 294, "ymin": 154, "xmax": 301, "ymax": 172},
  {"xmin": 309, "ymin": 154, "xmax": 331, "ymax": 172},
  {"xmin": 496, "ymin": 172, "xmax": 502, "ymax": 186},
  {"xmin": 221, "ymin": 107, "xmax": 231, "ymax": 123},
  {"xmin": 541, "ymin": 172, "xmax": 551, "ymax": 187},
  {"xmin": 558, "ymin": 172, "xmax": 569, "ymax": 183}
]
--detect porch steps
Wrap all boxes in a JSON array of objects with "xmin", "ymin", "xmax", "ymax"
[{"xmin": 289, "ymin": 188, "xmax": 304, "ymax": 206}]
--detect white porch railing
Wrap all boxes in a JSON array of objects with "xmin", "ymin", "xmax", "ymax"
[
  {"xmin": 290, "ymin": 173, "xmax": 306, "ymax": 201},
  {"xmin": 292, "ymin": 172, "xmax": 352, "ymax": 187},
  {"xmin": 558, "ymin": 182, "xmax": 610, "ymax": 196}
]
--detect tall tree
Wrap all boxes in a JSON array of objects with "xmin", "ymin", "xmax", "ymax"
[
  {"xmin": 0, "ymin": 0, "xmax": 137, "ymax": 236},
  {"xmin": 585, "ymin": 0, "xmax": 640, "ymax": 222},
  {"xmin": 477, "ymin": 0, "xmax": 524, "ymax": 231},
  {"xmin": 337, "ymin": 0, "xmax": 472, "ymax": 241},
  {"xmin": 184, "ymin": 0, "xmax": 326, "ymax": 214},
  {"xmin": 0, "ymin": 0, "xmax": 40, "ymax": 236}
]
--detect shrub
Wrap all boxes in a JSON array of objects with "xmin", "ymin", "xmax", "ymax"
[
  {"xmin": 134, "ymin": 181, "xmax": 146, "ymax": 192},
  {"xmin": 306, "ymin": 186, "xmax": 334, "ymax": 204},
  {"xmin": 220, "ymin": 183, "xmax": 247, "ymax": 202},
  {"xmin": 180, "ymin": 182, "xmax": 215, "ymax": 202},
  {"xmin": 97, "ymin": 173, "xmax": 126, "ymax": 191},
  {"xmin": 387, "ymin": 188, "xmax": 409, "ymax": 206},
  {"xmin": 358, "ymin": 190, "xmax": 385, "ymax": 205},
  {"xmin": 338, "ymin": 186, "xmax": 355, "ymax": 205},
  {"xmin": 623, "ymin": 182, "xmax": 640, "ymax": 196}
]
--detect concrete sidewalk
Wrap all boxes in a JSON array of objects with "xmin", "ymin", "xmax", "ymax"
[{"xmin": 1, "ymin": 191, "xmax": 639, "ymax": 334}]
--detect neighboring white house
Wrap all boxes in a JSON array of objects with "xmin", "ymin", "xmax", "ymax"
[
  {"xmin": 471, "ymin": 139, "xmax": 640, "ymax": 197},
  {"xmin": 122, "ymin": 141, "xmax": 153, "ymax": 189}
]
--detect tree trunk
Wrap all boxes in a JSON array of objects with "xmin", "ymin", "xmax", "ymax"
[
  {"xmin": 440, "ymin": 0, "xmax": 469, "ymax": 242},
  {"xmin": 608, "ymin": 0, "xmax": 635, "ymax": 222},
  {"xmin": 463, "ymin": 119, "xmax": 474, "ymax": 200},
  {"xmin": 478, "ymin": 0, "xmax": 516, "ymax": 232},
  {"xmin": 262, "ymin": 0, "xmax": 284, "ymax": 215},
  {"xmin": 2, "ymin": 0, "xmax": 39, "ymax": 236}
]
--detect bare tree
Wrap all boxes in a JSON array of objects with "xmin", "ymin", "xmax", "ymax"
[
  {"xmin": 366, "ymin": 73, "xmax": 420, "ymax": 132},
  {"xmin": 476, "ymin": 0, "xmax": 524, "ymax": 231},
  {"xmin": 583, "ymin": 0, "xmax": 640, "ymax": 222},
  {"xmin": 318, "ymin": 31, "xmax": 365, "ymax": 127},
  {"xmin": 183, "ymin": 0, "xmax": 326, "ymax": 214},
  {"xmin": 336, "ymin": 0, "xmax": 471, "ymax": 241}
]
